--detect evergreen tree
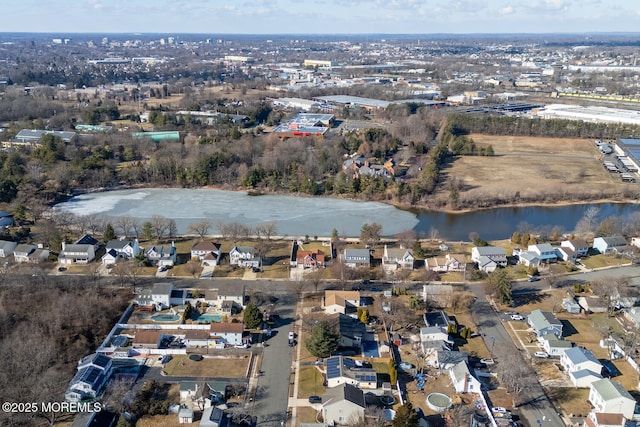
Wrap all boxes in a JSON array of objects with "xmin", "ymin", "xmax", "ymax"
[
  {"xmin": 305, "ymin": 320, "xmax": 340, "ymax": 358},
  {"xmin": 243, "ymin": 302, "xmax": 263, "ymax": 329},
  {"xmin": 104, "ymin": 223, "xmax": 117, "ymax": 243},
  {"xmin": 393, "ymin": 402, "xmax": 419, "ymax": 427}
]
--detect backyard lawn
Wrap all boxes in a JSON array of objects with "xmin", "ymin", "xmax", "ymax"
[{"xmin": 163, "ymin": 355, "xmax": 250, "ymax": 378}]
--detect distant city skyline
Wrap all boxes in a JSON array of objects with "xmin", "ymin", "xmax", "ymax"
[{"xmin": 4, "ymin": 0, "xmax": 640, "ymax": 35}]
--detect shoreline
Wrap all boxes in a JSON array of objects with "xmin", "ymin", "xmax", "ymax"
[{"xmin": 68, "ymin": 184, "xmax": 640, "ymax": 215}]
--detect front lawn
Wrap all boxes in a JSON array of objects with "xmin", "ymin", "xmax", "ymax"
[
  {"xmin": 163, "ymin": 354, "xmax": 250, "ymax": 378},
  {"xmin": 297, "ymin": 366, "xmax": 326, "ymax": 398}
]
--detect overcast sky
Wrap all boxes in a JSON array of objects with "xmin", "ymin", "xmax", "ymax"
[{"xmin": 4, "ymin": 0, "xmax": 639, "ymax": 34}]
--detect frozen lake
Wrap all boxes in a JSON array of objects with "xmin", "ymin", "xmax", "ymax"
[{"xmin": 54, "ymin": 188, "xmax": 419, "ymax": 237}]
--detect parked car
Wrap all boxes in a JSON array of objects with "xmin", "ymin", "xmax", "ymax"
[
  {"xmin": 308, "ymin": 395, "xmax": 322, "ymax": 404},
  {"xmin": 510, "ymin": 314, "xmax": 525, "ymax": 321},
  {"xmin": 234, "ymin": 343, "xmax": 249, "ymax": 349},
  {"xmin": 534, "ymin": 351, "xmax": 549, "ymax": 358},
  {"xmin": 527, "ymin": 276, "xmax": 539, "ymax": 282},
  {"xmin": 492, "ymin": 407, "xmax": 508, "ymax": 414},
  {"xmin": 480, "ymin": 358, "xmax": 495, "ymax": 365}
]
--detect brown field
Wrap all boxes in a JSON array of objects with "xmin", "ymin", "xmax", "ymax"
[
  {"xmin": 163, "ymin": 354, "xmax": 250, "ymax": 378},
  {"xmin": 441, "ymin": 134, "xmax": 632, "ymax": 207}
]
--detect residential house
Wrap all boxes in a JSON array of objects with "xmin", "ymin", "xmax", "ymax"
[
  {"xmin": 13, "ymin": 244, "xmax": 36, "ymax": 263},
  {"xmin": 434, "ymin": 350, "xmax": 468, "ymax": 370},
  {"xmin": 420, "ymin": 326, "xmax": 453, "ymax": 357},
  {"xmin": 0, "ymin": 240, "xmax": 17, "ymax": 258},
  {"xmin": 184, "ymin": 329, "xmax": 212, "ymax": 348},
  {"xmin": 563, "ymin": 297, "xmax": 582, "ymax": 314},
  {"xmin": 528, "ymin": 309, "xmax": 563, "ymax": 338},
  {"xmin": 325, "ymin": 356, "xmax": 377, "ymax": 389},
  {"xmin": 150, "ymin": 283, "xmax": 174, "ymax": 309},
  {"xmin": 449, "ymin": 360, "xmax": 482, "ymax": 394},
  {"xmin": 0, "ymin": 211, "xmax": 14, "ymax": 227},
  {"xmin": 632, "ymin": 237, "xmax": 640, "ymax": 249},
  {"xmin": 588, "ymin": 379, "xmax": 636, "ymax": 419},
  {"xmin": 578, "ymin": 296, "xmax": 608, "ymax": 314},
  {"xmin": 517, "ymin": 250, "xmax": 540, "ymax": 267},
  {"xmin": 191, "ymin": 242, "xmax": 222, "ymax": 266},
  {"xmin": 624, "ymin": 307, "xmax": 640, "ymax": 328},
  {"xmin": 330, "ymin": 313, "xmax": 366, "ymax": 349},
  {"xmin": 216, "ymin": 283, "xmax": 245, "ymax": 312},
  {"xmin": 561, "ymin": 239, "xmax": 589, "ymax": 260},
  {"xmin": 59, "ymin": 242, "xmax": 96, "ymax": 264},
  {"xmin": 555, "ymin": 246, "xmax": 577, "ymax": 263},
  {"xmin": 101, "ymin": 249, "xmax": 119, "ymax": 266},
  {"xmin": 145, "ymin": 243, "xmax": 177, "ymax": 266},
  {"xmin": 209, "ymin": 322, "xmax": 244, "ymax": 346},
  {"xmin": 476, "ymin": 256, "xmax": 498, "ymax": 274},
  {"xmin": 322, "ymin": 383, "xmax": 366, "ymax": 426},
  {"xmin": 471, "ymin": 246, "xmax": 507, "ymax": 268},
  {"xmin": 382, "ymin": 245, "xmax": 414, "ymax": 272},
  {"xmin": 584, "ymin": 412, "xmax": 626, "ymax": 427},
  {"xmin": 229, "ymin": 245, "xmax": 261, "ymax": 268},
  {"xmin": 178, "ymin": 407, "xmax": 194, "ymax": 424},
  {"xmin": 593, "ymin": 236, "xmax": 628, "ymax": 255},
  {"xmin": 75, "ymin": 234, "xmax": 100, "ymax": 252},
  {"xmin": 540, "ymin": 333, "xmax": 573, "ymax": 357},
  {"xmin": 296, "ymin": 249, "xmax": 326, "ymax": 269},
  {"xmin": 423, "ymin": 311, "xmax": 455, "ymax": 328},
  {"xmin": 426, "ymin": 254, "xmax": 466, "ymax": 272},
  {"xmin": 561, "ymin": 347, "xmax": 603, "ymax": 388},
  {"xmin": 528, "ymin": 243, "xmax": 557, "ymax": 263},
  {"xmin": 199, "ymin": 406, "xmax": 226, "ymax": 427},
  {"xmin": 341, "ymin": 249, "xmax": 371, "ymax": 268},
  {"xmin": 104, "ymin": 239, "xmax": 141, "ymax": 261},
  {"xmin": 133, "ymin": 330, "xmax": 164, "ymax": 349},
  {"xmin": 65, "ymin": 353, "xmax": 113, "ymax": 402},
  {"xmin": 324, "ymin": 290, "xmax": 361, "ymax": 314}
]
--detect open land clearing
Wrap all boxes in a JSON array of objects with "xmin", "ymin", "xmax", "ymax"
[{"xmin": 440, "ymin": 134, "xmax": 636, "ymax": 209}]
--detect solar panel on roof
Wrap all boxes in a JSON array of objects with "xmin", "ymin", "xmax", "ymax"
[{"xmin": 620, "ymin": 138, "xmax": 640, "ymax": 146}]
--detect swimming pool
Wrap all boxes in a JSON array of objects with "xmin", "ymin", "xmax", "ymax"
[
  {"xmin": 197, "ymin": 314, "xmax": 222, "ymax": 323},
  {"xmin": 151, "ymin": 313, "xmax": 180, "ymax": 322}
]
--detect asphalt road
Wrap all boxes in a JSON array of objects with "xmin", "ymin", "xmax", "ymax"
[
  {"xmin": 251, "ymin": 295, "xmax": 297, "ymax": 427},
  {"xmin": 468, "ymin": 285, "xmax": 565, "ymax": 427}
]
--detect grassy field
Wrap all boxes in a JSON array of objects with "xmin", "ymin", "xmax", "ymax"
[
  {"xmin": 163, "ymin": 355, "xmax": 250, "ymax": 378},
  {"xmin": 442, "ymin": 134, "xmax": 629, "ymax": 206},
  {"xmin": 297, "ymin": 366, "xmax": 326, "ymax": 398},
  {"xmin": 546, "ymin": 387, "xmax": 592, "ymax": 417}
]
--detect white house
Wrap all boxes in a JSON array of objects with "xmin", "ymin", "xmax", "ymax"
[
  {"xmin": 325, "ymin": 356, "xmax": 377, "ymax": 389},
  {"xmin": 540, "ymin": 333, "xmax": 573, "ymax": 357},
  {"xmin": 209, "ymin": 322, "xmax": 243, "ymax": 346},
  {"xmin": 145, "ymin": 243, "xmax": 177, "ymax": 266},
  {"xmin": 528, "ymin": 243, "xmax": 557, "ymax": 263},
  {"xmin": 341, "ymin": 248, "xmax": 371, "ymax": 268},
  {"xmin": 528, "ymin": 309, "xmax": 563, "ymax": 338},
  {"xmin": 105, "ymin": 239, "xmax": 141, "ymax": 260},
  {"xmin": 322, "ymin": 383, "xmax": 366, "ymax": 426},
  {"xmin": 191, "ymin": 242, "xmax": 222, "ymax": 266},
  {"xmin": 449, "ymin": 360, "xmax": 481, "ymax": 394},
  {"xmin": 426, "ymin": 254, "xmax": 467, "ymax": 272},
  {"xmin": 65, "ymin": 353, "xmax": 113, "ymax": 402},
  {"xmin": 561, "ymin": 239, "xmax": 589, "ymax": 258},
  {"xmin": 59, "ymin": 243, "xmax": 96, "ymax": 264},
  {"xmin": 229, "ymin": 245, "xmax": 261, "ymax": 268},
  {"xmin": 517, "ymin": 250, "xmax": 540, "ymax": 267},
  {"xmin": 150, "ymin": 283, "xmax": 174, "ymax": 309},
  {"xmin": 382, "ymin": 245, "xmax": 414, "ymax": 271},
  {"xmin": 593, "ymin": 236, "xmax": 628, "ymax": 255},
  {"xmin": 324, "ymin": 290, "xmax": 361, "ymax": 314},
  {"xmin": 0, "ymin": 240, "xmax": 17, "ymax": 258},
  {"xmin": 561, "ymin": 347, "xmax": 603, "ymax": 388},
  {"xmin": 632, "ymin": 237, "xmax": 640, "ymax": 249},
  {"xmin": 471, "ymin": 246, "xmax": 507, "ymax": 267},
  {"xmin": 588, "ymin": 379, "xmax": 636, "ymax": 419}
]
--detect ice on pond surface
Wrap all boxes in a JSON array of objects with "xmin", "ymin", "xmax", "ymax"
[{"xmin": 54, "ymin": 188, "xmax": 419, "ymax": 237}]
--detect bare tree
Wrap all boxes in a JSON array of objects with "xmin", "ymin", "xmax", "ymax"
[
  {"xmin": 395, "ymin": 229, "xmax": 417, "ymax": 249},
  {"xmin": 115, "ymin": 215, "xmax": 137, "ymax": 238},
  {"xmin": 151, "ymin": 214, "xmax": 170, "ymax": 241},
  {"xmin": 86, "ymin": 213, "xmax": 105, "ymax": 235},
  {"xmin": 185, "ymin": 261, "xmax": 201, "ymax": 278},
  {"xmin": 496, "ymin": 352, "xmax": 535, "ymax": 407},
  {"xmin": 306, "ymin": 269, "xmax": 324, "ymax": 293},
  {"xmin": 255, "ymin": 221, "xmax": 278, "ymax": 240},
  {"xmin": 188, "ymin": 219, "xmax": 213, "ymax": 240},
  {"xmin": 104, "ymin": 377, "xmax": 135, "ymax": 415}
]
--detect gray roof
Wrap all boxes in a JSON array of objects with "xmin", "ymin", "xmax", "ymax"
[
  {"xmin": 14, "ymin": 244, "xmax": 36, "ymax": 254},
  {"xmin": 343, "ymin": 249, "xmax": 370, "ymax": 260},
  {"xmin": 322, "ymin": 383, "xmax": 365, "ymax": 408},
  {"xmin": 75, "ymin": 234, "xmax": 99, "ymax": 246},
  {"xmin": 591, "ymin": 378, "xmax": 634, "ymax": 401},
  {"xmin": 564, "ymin": 347, "xmax": 601, "ymax": 367},
  {"xmin": 473, "ymin": 246, "xmax": 506, "ymax": 256},
  {"xmin": 106, "ymin": 239, "xmax": 131, "ymax": 250},
  {"xmin": 333, "ymin": 313, "xmax": 365, "ymax": 339},
  {"xmin": 0, "ymin": 240, "xmax": 17, "ymax": 250},
  {"xmin": 152, "ymin": 283, "xmax": 173, "ymax": 296},
  {"xmin": 528, "ymin": 309, "xmax": 562, "ymax": 330},
  {"xmin": 16, "ymin": 129, "xmax": 77, "ymax": 142},
  {"xmin": 596, "ymin": 236, "xmax": 627, "ymax": 247},
  {"xmin": 61, "ymin": 244, "xmax": 93, "ymax": 254}
]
